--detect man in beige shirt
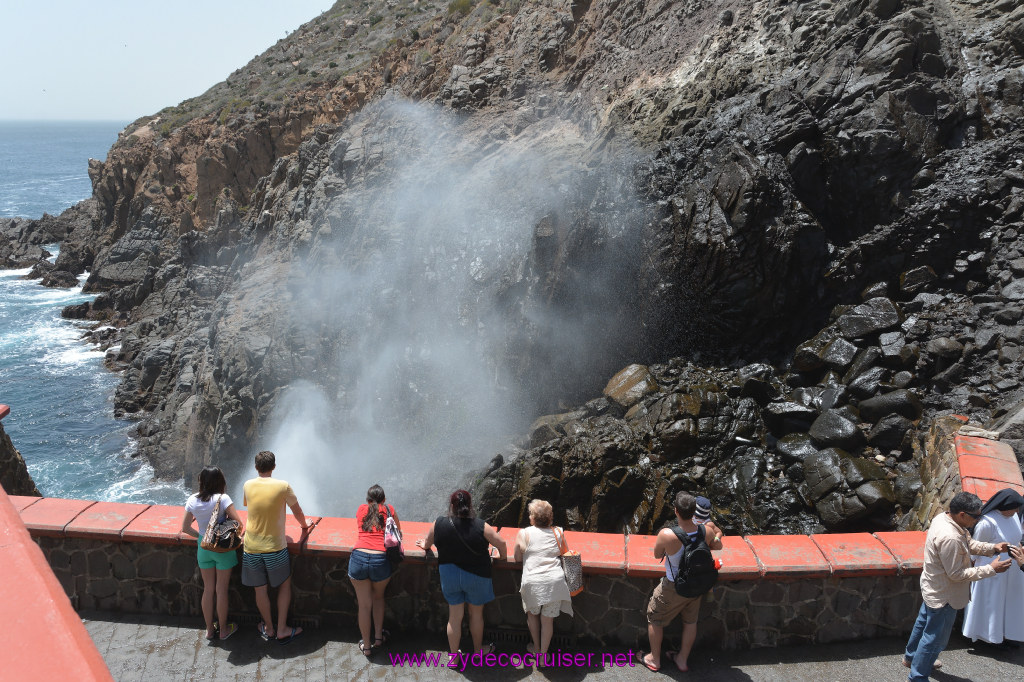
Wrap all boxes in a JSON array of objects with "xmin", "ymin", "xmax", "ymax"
[{"xmin": 903, "ymin": 491, "xmax": 1011, "ymax": 681}]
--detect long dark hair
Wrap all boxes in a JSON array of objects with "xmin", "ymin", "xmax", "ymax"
[
  {"xmin": 449, "ymin": 489, "xmax": 473, "ymax": 519},
  {"xmin": 362, "ymin": 484, "xmax": 387, "ymax": 532},
  {"xmin": 198, "ymin": 466, "xmax": 227, "ymax": 502}
]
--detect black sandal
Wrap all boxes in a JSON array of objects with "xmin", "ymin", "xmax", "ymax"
[
  {"xmin": 373, "ymin": 629, "xmax": 390, "ymax": 648},
  {"xmin": 359, "ymin": 639, "xmax": 373, "ymax": 657}
]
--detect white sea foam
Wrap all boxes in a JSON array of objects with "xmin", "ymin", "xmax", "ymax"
[
  {"xmin": 42, "ymin": 343, "xmax": 104, "ymax": 369},
  {"xmin": 0, "ymin": 267, "xmax": 34, "ymax": 278}
]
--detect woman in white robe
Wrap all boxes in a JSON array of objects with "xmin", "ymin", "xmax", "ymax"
[{"xmin": 963, "ymin": 488, "xmax": 1024, "ymax": 647}]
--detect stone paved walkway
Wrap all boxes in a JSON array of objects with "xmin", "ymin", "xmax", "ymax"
[{"xmin": 83, "ymin": 612, "xmax": 1024, "ymax": 681}]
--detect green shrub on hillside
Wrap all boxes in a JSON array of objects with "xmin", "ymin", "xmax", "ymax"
[{"xmin": 448, "ymin": 0, "xmax": 473, "ymax": 17}]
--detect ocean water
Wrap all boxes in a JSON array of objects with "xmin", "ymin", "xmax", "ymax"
[{"xmin": 0, "ymin": 121, "xmax": 187, "ymax": 504}]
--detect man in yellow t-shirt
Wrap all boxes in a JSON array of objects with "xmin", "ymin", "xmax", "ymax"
[{"xmin": 242, "ymin": 450, "xmax": 309, "ymax": 644}]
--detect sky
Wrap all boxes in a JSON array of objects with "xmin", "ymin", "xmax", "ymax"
[{"xmin": 0, "ymin": 0, "xmax": 338, "ymax": 121}]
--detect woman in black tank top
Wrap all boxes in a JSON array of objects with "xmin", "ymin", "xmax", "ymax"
[{"xmin": 416, "ymin": 490, "xmax": 508, "ymax": 654}]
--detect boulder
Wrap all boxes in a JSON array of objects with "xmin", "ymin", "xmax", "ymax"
[
  {"xmin": 925, "ymin": 337, "xmax": 964, "ymax": 360},
  {"xmin": 866, "ymin": 414, "xmax": 914, "ymax": 452},
  {"xmin": 816, "ymin": 490, "xmax": 870, "ymax": 528},
  {"xmin": 858, "ymin": 390, "xmax": 924, "ymax": 422},
  {"xmin": 861, "ymin": 281, "xmax": 889, "ymax": 300},
  {"xmin": 843, "ymin": 347, "xmax": 883, "ymax": 384},
  {"xmin": 848, "ymin": 366, "xmax": 887, "ymax": 399},
  {"xmin": 803, "ymin": 448, "xmax": 846, "ymax": 501},
  {"xmin": 1001, "ymin": 280, "xmax": 1024, "ymax": 301},
  {"xmin": 603, "ymin": 364, "xmax": 659, "ymax": 409},
  {"xmin": 837, "ymin": 298, "xmax": 901, "ymax": 339},
  {"xmin": 899, "ymin": 266, "xmax": 937, "ymax": 296},
  {"xmin": 41, "ymin": 270, "xmax": 79, "ymax": 288},
  {"xmin": 775, "ymin": 432, "xmax": 819, "ymax": 464},
  {"xmin": 854, "ymin": 479, "xmax": 896, "ymax": 513},
  {"xmin": 879, "ymin": 331, "xmax": 906, "ymax": 363},
  {"xmin": 894, "ymin": 475, "xmax": 922, "ymax": 508},
  {"xmin": 529, "ymin": 410, "xmax": 587, "ymax": 447},
  {"xmin": 809, "ymin": 409, "xmax": 866, "ymax": 451},
  {"xmin": 737, "ymin": 366, "xmax": 780, "ymax": 404},
  {"xmin": 763, "ymin": 401, "xmax": 818, "ymax": 435},
  {"xmin": 841, "ymin": 456, "xmax": 886, "ymax": 487},
  {"xmin": 821, "ymin": 338, "xmax": 859, "ymax": 370}
]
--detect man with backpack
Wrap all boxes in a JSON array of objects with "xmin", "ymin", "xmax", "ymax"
[{"xmin": 641, "ymin": 492, "xmax": 723, "ymax": 672}]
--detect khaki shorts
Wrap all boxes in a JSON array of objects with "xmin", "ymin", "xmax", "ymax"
[{"xmin": 647, "ymin": 577, "xmax": 702, "ymax": 626}]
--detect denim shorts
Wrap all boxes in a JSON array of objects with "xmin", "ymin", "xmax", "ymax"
[
  {"xmin": 439, "ymin": 563, "xmax": 495, "ymax": 605},
  {"xmin": 348, "ymin": 549, "xmax": 393, "ymax": 582}
]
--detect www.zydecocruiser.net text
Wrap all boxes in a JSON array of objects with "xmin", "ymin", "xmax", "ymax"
[{"xmin": 390, "ymin": 650, "xmax": 638, "ymax": 671}]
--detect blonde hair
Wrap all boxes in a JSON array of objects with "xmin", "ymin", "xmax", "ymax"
[{"xmin": 527, "ymin": 499, "xmax": 554, "ymax": 528}]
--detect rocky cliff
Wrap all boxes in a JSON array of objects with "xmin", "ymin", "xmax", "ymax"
[
  {"xmin": 0, "ymin": 413, "xmax": 42, "ymax": 497},
  {"xmin": 3, "ymin": 0, "xmax": 1023, "ymax": 530}
]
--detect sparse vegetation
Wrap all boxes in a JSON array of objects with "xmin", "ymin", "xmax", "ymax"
[
  {"xmin": 218, "ymin": 98, "xmax": 252, "ymax": 125},
  {"xmin": 448, "ymin": 0, "xmax": 474, "ymax": 17},
  {"xmin": 108, "ymin": 1, "xmax": 452, "ymax": 138}
]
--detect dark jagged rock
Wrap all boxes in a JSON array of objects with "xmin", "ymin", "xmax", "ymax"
[
  {"xmin": 867, "ymin": 414, "xmax": 915, "ymax": 454},
  {"xmin": 775, "ymin": 433, "xmax": 819, "ymax": 465},
  {"xmin": 0, "ymin": 420, "xmax": 41, "ymax": 497},
  {"xmin": 603, "ymin": 365, "xmax": 659, "ymax": 410},
  {"xmin": 858, "ymin": 390, "xmax": 924, "ymax": 423},
  {"xmin": 809, "ymin": 409, "xmax": 866, "ymax": 451},
  {"xmin": 837, "ymin": 298, "xmax": 901, "ymax": 340},
  {"xmin": 821, "ymin": 338, "xmax": 859, "ymax": 371},
  {"xmin": 40, "ymin": 270, "xmax": 79, "ymax": 288},
  {"xmin": 899, "ymin": 266, "xmax": 937, "ymax": 296}
]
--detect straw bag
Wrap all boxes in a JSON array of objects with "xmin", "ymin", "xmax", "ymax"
[
  {"xmin": 200, "ymin": 495, "xmax": 242, "ymax": 553},
  {"xmin": 554, "ymin": 527, "xmax": 584, "ymax": 596}
]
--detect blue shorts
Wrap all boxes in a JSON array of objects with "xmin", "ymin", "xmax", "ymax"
[
  {"xmin": 439, "ymin": 563, "xmax": 495, "ymax": 606},
  {"xmin": 348, "ymin": 549, "xmax": 393, "ymax": 582}
]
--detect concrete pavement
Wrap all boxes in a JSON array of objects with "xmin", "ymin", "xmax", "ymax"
[{"xmin": 82, "ymin": 611, "xmax": 1024, "ymax": 681}]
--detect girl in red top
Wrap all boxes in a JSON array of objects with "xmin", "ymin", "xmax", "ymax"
[{"xmin": 349, "ymin": 484, "xmax": 400, "ymax": 656}]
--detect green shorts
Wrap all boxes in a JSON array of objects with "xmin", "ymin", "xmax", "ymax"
[{"xmin": 196, "ymin": 539, "xmax": 239, "ymax": 570}]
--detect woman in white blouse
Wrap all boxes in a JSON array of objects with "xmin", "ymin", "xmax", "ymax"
[
  {"xmin": 180, "ymin": 466, "xmax": 245, "ymax": 641},
  {"xmin": 514, "ymin": 499, "xmax": 573, "ymax": 657}
]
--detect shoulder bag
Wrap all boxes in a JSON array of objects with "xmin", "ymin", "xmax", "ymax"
[
  {"xmin": 200, "ymin": 495, "xmax": 243, "ymax": 553},
  {"xmin": 553, "ymin": 526, "xmax": 584, "ymax": 596},
  {"xmin": 383, "ymin": 505, "xmax": 404, "ymax": 565}
]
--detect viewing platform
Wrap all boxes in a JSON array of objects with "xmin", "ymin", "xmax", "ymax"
[{"xmin": 2, "ymin": 405, "xmax": 1023, "ymax": 679}]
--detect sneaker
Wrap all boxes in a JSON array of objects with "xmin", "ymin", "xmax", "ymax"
[{"xmin": 902, "ymin": 657, "xmax": 942, "ymax": 670}]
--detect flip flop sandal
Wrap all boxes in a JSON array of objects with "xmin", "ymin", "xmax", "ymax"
[
  {"xmin": 639, "ymin": 652, "xmax": 660, "ymax": 672},
  {"xmin": 278, "ymin": 626, "xmax": 303, "ymax": 645},
  {"xmin": 258, "ymin": 622, "xmax": 274, "ymax": 641},
  {"xmin": 219, "ymin": 623, "xmax": 238, "ymax": 641}
]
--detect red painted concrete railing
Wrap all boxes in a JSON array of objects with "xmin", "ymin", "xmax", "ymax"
[
  {"xmin": 10, "ymin": 499, "xmax": 925, "ymax": 580},
  {"xmin": 0, "ymin": 487, "xmax": 112, "ymax": 681},
  {"xmin": 9, "ymin": 433, "xmax": 1022, "ymax": 587},
  {"xmin": 956, "ymin": 435, "xmax": 1024, "ymax": 499}
]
